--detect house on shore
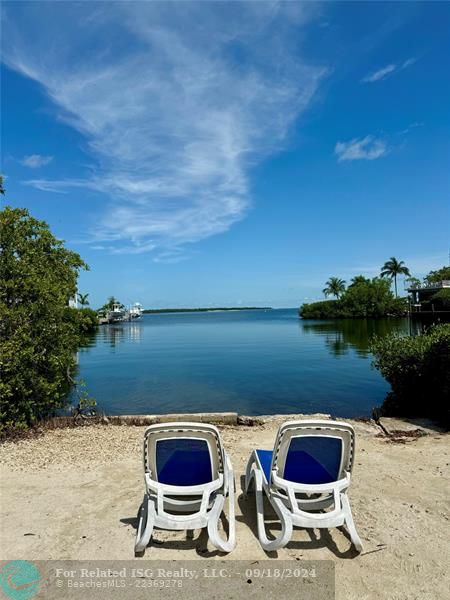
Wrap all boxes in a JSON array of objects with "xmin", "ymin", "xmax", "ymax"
[{"xmin": 406, "ymin": 280, "xmax": 450, "ymax": 314}]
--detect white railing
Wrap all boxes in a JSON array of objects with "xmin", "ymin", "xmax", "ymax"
[{"xmin": 406, "ymin": 280, "xmax": 450, "ymax": 291}]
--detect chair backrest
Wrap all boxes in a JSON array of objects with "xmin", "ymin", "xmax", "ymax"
[
  {"xmin": 270, "ymin": 420, "xmax": 355, "ymax": 486},
  {"xmin": 143, "ymin": 422, "xmax": 224, "ymax": 486}
]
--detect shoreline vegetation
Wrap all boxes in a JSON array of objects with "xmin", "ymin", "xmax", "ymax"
[
  {"xmin": 142, "ymin": 306, "xmax": 272, "ymax": 314},
  {"xmin": 300, "ymin": 263, "xmax": 450, "ymax": 320},
  {"xmin": 371, "ymin": 323, "xmax": 450, "ymax": 428}
]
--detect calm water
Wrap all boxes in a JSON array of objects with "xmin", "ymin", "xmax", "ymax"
[{"xmin": 71, "ymin": 309, "xmax": 410, "ymax": 417}]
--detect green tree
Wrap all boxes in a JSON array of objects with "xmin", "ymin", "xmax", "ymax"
[
  {"xmin": 424, "ymin": 266, "xmax": 450, "ymax": 285},
  {"xmin": 405, "ymin": 276, "xmax": 421, "ymax": 289},
  {"xmin": 0, "ymin": 175, "xmax": 5, "ymax": 195},
  {"xmin": 341, "ymin": 277, "xmax": 406, "ymax": 317},
  {"xmin": 0, "ymin": 206, "xmax": 88, "ymax": 430},
  {"xmin": 380, "ymin": 257, "xmax": 410, "ymax": 297},
  {"xmin": 77, "ymin": 292, "xmax": 90, "ymax": 307},
  {"xmin": 349, "ymin": 275, "xmax": 369, "ymax": 288},
  {"xmin": 322, "ymin": 277, "xmax": 346, "ymax": 299}
]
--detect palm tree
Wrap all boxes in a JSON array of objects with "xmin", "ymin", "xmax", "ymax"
[
  {"xmin": 102, "ymin": 296, "xmax": 124, "ymax": 310},
  {"xmin": 380, "ymin": 257, "xmax": 410, "ymax": 297},
  {"xmin": 77, "ymin": 293, "xmax": 90, "ymax": 307},
  {"xmin": 106, "ymin": 296, "xmax": 118, "ymax": 309},
  {"xmin": 322, "ymin": 277, "xmax": 346, "ymax": 299}
]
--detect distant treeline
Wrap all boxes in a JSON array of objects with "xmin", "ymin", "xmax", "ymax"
[{"xmin": 143, "ymin": 307, "xmax": 272, "ymax": 314}]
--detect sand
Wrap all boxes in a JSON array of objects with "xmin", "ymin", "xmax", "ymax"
[{"xmin": 0, "ymin": 416, "xmax": 449, "ymax": 599}]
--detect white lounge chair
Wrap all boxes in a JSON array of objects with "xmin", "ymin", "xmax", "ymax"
[
  {"xmin": 245, "ymin": 419, "xmax": 363, "ymax": 553},
  {"xmin": 135, "ymin": 422, "xmax": 236, "ymax": 554}
]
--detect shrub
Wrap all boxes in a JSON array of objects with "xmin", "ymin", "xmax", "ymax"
[
  {"xmin": 299, "ymin": 300, "xmax": 343, "ymax": 319},
  {"xmin": 64, "ymin": 307, "xmax": 99, "ymax": 336},
  {"xmin": 0, "ymin": 206, "xmax": 89, "ymax": 431},
  {"xmin": 370, "ymin": 324, "xmax": 450, "ymax": 428}
]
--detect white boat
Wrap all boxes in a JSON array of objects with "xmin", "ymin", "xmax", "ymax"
[
  {"xmin": 108, "ymin": 302, "xmax": 127, "ymax": 322},
  {"xmin": 129, "ymin": 302, "xmax": 143, "ymax": 319}
]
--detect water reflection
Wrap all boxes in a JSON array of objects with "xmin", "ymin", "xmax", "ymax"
[
  {"xmin": 302, "ymin": 318, "xmax": 410, "ymax": 357},
  {"xmin": 96, "ymin": 322, "xmax": 143, "ymax": 348},
  {"xmin": 68, "ymin": 310, "xmax": 418, "ymax": 418}
]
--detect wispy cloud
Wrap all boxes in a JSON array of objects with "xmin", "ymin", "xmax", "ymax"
[
  {"xmin": 335, "ymin": 136, "xmax": 387, "ymax": 162},
  {"xmin": 361, "ymin": 57, "xmax": 416, "ymax": 83},
  {"xmin": 3, "ymin": 2, "xmax": 325, "ymax": 259},
  {"xmin": 398, "ymin": 121, "xmax": 423, "ymax": 135},
  {"xmin": 401, "ymin": 57, "xmax": 416, "ymax": 70},
  {"xmin": 361, "ymin": 64, "xmax": 396, "ymax": 83},
  {"xmin": 20, "ymin": 154, "xmax": 53, "ymax": 168}
]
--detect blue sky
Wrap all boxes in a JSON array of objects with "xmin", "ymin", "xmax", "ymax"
[{"xmin": 2, "ymin": 1, "xmax": 449, "ymax": 308}]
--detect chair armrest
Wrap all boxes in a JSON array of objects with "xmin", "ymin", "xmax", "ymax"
[{"xmin": 272, "ymin": 471, "xmax": 351, "ymax": 495}]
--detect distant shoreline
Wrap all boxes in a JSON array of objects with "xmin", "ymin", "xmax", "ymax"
[{"xmin": 142, "ymin": 307, "xmax": 272, "ymax": 314}]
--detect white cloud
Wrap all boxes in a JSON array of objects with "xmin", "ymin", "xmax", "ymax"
[
  {"xmin": 334, "ymin": 136, "xmax": 387, "ymax": 162},
  {"xmin": 20, "ymin": 154, "xmax": 53, "ymax": 168},
  {"xmin": 3, "ymin": 2, "xmax": 326, "ymax": 259},
  {"xmin": 361, "ymin": 64, "xmax": 396, "ymax": 83},
  {"xmin": 361, "ymin": 57, "xmax": 416, "ymax": 83}
]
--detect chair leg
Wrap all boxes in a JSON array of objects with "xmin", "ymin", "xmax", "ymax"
[
  {"xmin": 207, "ymin": 469, "xmax": 236, "ymax": 553},
  {"xmin": 341, "ymin": 493, "xmax": 363, "ymax": 553},
  {"xmin": 253, "ymin": 469, "xmax": 293, "ymax": 552},
  {"xmin": 134, "ymin": 494, "xmax": 156, "ymax": 555},
  {"xmin": 244, "ymin": 453, "xmax": 256, "ymax": 496}
]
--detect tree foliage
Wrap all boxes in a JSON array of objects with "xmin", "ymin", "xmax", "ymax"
[
  {"xmin": 424, "ymin": 266, "xmax": 450, "ymax": 284},
  {"xmin": 300, "ymin": 277, "xmax": 407, "ymax": 319},
  {"xmin": 405, "ymin": 276, "xmax": 421, "ymax": 288},
  {"xmin": 349, "ymin": 275, "xmax": 369, "ymax": 288},
  {"xmin": 370, "ymin": 324, "xmax": 450, "ymax": 428},
  {"xmin": 0, "ymin": 206, "xmax": 90, "ymax": 430}
]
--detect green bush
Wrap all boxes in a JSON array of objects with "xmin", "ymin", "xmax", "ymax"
[
  {"xmin": 64, "ymin": 307, "xmax": 99, "ymax": 335},
  {"xmin": 0, "ymin": 206, "xmax": 89, "ymax": 431},
  {"xmin": 370, "ymin": 324, "xmax": 450, "ymax": 428},
  {"xmin": 299, "ymin": 300, "xmax": 342, "ymax": 319}
]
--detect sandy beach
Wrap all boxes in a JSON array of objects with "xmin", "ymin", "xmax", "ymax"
[{"xmin": 1, "ymin": 415, "xmax": 449, "ymax": 599}]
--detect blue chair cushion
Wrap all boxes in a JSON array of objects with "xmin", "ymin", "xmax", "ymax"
[
  {"xmin": 256, "ymin": 436, "xmax": 342, "ymax": 485},
  {"xmin": 255, "ymin": 449, "xmax": 273, "ymax": 482},
  {"xmin": 156, "ymin": 438, "xmax": 213, "ymax": 486},
  {"xmin": 284, "ymin": 436, "xmax": 342, "ymax": 484}
]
